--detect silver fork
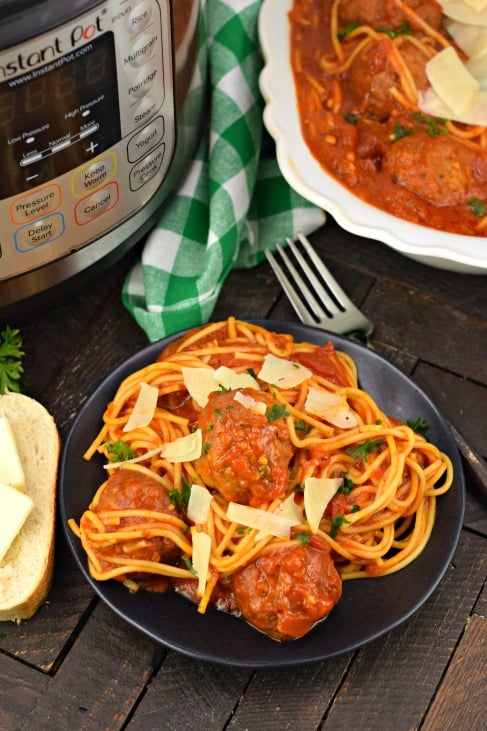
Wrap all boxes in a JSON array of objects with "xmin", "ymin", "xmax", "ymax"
[{"xmin": 265, "ymin": 233, "xmax": 374, "ymax": 343}]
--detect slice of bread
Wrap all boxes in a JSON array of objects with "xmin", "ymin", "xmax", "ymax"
[{"xmin": 0, "ymin": 393, "xmax": 60, "ymax": 622}]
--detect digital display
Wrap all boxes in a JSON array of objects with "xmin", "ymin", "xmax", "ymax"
[{"xmin": 0, "ymin": 33, "xmax": 121, "ymax": 199}]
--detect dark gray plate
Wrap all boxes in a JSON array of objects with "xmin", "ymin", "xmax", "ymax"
[{"xmin": 59, "ymin": 321, "xmax": 465, "ymax": 667}]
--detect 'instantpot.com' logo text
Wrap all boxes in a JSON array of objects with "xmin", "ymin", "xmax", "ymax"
[{"xmin": 0, "ymin": 15, "xmax": 104, "ymax": 80}]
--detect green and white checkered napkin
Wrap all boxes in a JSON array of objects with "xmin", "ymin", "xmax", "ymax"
[{"xmin": 122, "ymin": 0, "xmax": 325, "ymax": 342}]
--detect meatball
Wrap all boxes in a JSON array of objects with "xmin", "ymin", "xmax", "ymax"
[
  {"xmin": 343, "ymin": 38, "xmax": 399, "ymax": 121},
  {"xmin": 383, "ymin": 132, "xmax": 487, "ymax": 207},
  {"xmin": 232, "ymin": 543, "xmax": 342, "ymax": 641},
  {"xmin": 89, "ymin": 469, "xmax": 182, "ymax": 590},
  {"xmin": 339, "ymin": 0, "xmax": 443, "ymax": 32},
  {"xmin": 195, "ymin": 388, "xmax": 293, "ymax": 506},
  {"xmin": 342, "ymin": 36, "xmax": 431, "ymax": 122}
]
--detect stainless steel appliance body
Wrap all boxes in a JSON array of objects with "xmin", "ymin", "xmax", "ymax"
[{"xmin": 0, "ymin": 0, "xmax": 202, "ymax": 317}]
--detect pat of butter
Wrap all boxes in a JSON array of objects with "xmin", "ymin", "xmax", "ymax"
[
  {"xmin": 0, "ymin": 482, "xmax": 33, "ymax": 561},
  {"xmin": 0, "ymin": 413, "xmax": 26, "ymax": 491}
]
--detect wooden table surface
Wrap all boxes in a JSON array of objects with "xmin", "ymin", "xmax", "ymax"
[{"xmin": 1, "ymin": 219, "xmax": 486, "ymax": 731}]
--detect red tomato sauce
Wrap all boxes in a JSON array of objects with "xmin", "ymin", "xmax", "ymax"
[{"xmin": 289, "ymin": 0, "xmax": 487, "ymax": 236}]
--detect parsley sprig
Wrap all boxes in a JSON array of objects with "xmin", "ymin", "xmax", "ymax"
[
  {"xmin": 168, "ymin": 475, "xmax": 192, "ymax": 514},
  {"xmin": 346, "ymin": 438, "xmax": 385, "ymax": 462},
  {"xmin": 106, "ymin": 440, "xmax": 136, "ymax": 462},
  {"xmin": 266, "ymin": 404, "xmax": 290, "ymax": 422},
  {"xmin": 0, "ymin": 326, "xmax": 25, "ymax": 394}
]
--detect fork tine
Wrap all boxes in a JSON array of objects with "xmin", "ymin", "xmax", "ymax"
[
  {"xmin": 265, "ymin": 247, "xmax": 318, "ymax": 325},
  {"xmin": 266, "ymin": 233, "xmax": 374, "ymax": 339},
  {"xmin": 296, "ymin": 233, "xmax": 351, "ymax": 310},
  {"xmin": 287, "ymin": 237, "xmax": 341, "ymax": 316}
]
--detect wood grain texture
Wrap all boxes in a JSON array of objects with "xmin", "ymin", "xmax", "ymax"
[
  {"xmin": 21, "ymin": 601, "xmax": 165, "ymax": 731},
  {"xmin": 421, "ymin": 614, "xmax": 487, "ymax": 731},
  {"xmin": 0, "ymin": 651, "xmax": 49, "ymax": 730},
  {"xmin": 127, "ymin": 652, "xmax": 252, "ymax": 731},
  {"xmin": 320, "ymin": 530, "xmax": 486, "ymax": 731}
]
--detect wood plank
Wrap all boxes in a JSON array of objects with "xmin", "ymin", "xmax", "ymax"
[
  {"xmin": 0, "ymin": 529, "xmax": 93, "ymax": 672},
  {"xmin": 20, "ymin": 601, "xmax": 165, "ymax": 731},
  {"xmin": 225, "ymin": 656, "xmax": 352, "ymax": 731},
  {"xmin": 0, "ymin": 651, "xmax": 49, "ymax": 730},
  {"xmin": 312, "ymin": 219, "xmax": 487, "ymax": 321},
  {"xmin": 318, "ymin": 530, "xmax": 486, "ymax": 731},
  {"xmin": 413, "ymin": 363, "xmax": 487, "ymax": 535},
  {"xmin": 127, "ymin": 651, "xmax": 252, "ymax": 731},
  {"xmin": 363, "ymin": 280, "xmax": 487, "ymax": 383},
  {"xmin": 421, "ymin": 614, "xmax": 487, "ymax": 731}
]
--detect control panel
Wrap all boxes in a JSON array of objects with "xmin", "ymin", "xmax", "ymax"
[{"xmin": 0, "ymin": 0, "xmax": 175, "ymax": 281}]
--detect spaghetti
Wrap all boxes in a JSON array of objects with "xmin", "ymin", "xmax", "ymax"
[
  {"xmin": 289, "ymin": 0, "xmax": 487, "ymax": 235},
  {"xmin": 69, "ymin": 317, "xmax": 453, "ymax": 641}
]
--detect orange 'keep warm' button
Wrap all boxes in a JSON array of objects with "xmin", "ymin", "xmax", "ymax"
[
  {"xmin": 74, "ymin": 181, "xmax": 119, "ymax": 225},
  {"xmin": 10, "ymin": 184, "xmax": 61, "ymax": 225}
]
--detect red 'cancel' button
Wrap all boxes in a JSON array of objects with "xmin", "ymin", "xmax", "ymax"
[{"xmin": 74, "ymin": 182, "xmax": 119, "ymax": 225}]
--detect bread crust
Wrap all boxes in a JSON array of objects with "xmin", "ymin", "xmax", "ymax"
[{"xmin": 0, "ymin": 393, "xmax": 60, "ymax": 621}]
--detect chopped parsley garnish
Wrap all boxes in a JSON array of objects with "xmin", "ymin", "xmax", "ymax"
[
  {"xmin": 344, "ymin": 113, "xmax": 359, "ymax": 126},
  {"xmin": 296, "ymin": 532, "xmax": 311, "ymax": 546},
  {"xmin": 247, "ymin": 367, "xmax": 257, "ymax": 378},
  {"xmin": 168, "ymin": 475, "xmax": 191, "ymax": 513},
  {"xmin": 375, "ymin": 21, "xmax": 412, "ymax": 38},
  {"xmin": 346, "ymin": 438, "xmax": 385, "ymax": 462},
  {"xmin": 413, "ymin": 113, "xmax": 448, "ymax": 137},
  {"xmin": 330, "ymin": 514, "xmax": 350, "ymax": 539},
  {"xmin": 181, "ymin": 555, "xmax": 197, "ymax": 576},
  {"xmin": 0, "ymin": 326, "xmax": 24, "ymax": 394},
  {"xmin": 468, "ymin": 198, "xmax": 486, "ymax": 218},
  {"xmin": 351, "ymin": 504, "xmax": 361, "ymax": 513},
  {"xmin": 392, "ymin": 123, "xmax": 414, "ymax": 142},
  {"xmin": 294, "ymin": 419, "xmax": 312, "ymax": 435},
  {"xmin": 338, "ymin": 472, "xmax": 355, "ymax": 494},
  {"xmin": 203, "ymin": 442, "xmax": 211, "ymax": 455},
  {"xmin": 106, "ymin": 440, "xmax": 136, "ymax": 462},
  {"xmin": 266, "ymin": 404, "xmax": 290, "ymax": 422},
  {"xmin": 337, "ymin": 23, "xmax": 359, "ymax": 40},
  {"xmin": 406, "ymin": 417, "xmax": 429, "ymax": 436}
]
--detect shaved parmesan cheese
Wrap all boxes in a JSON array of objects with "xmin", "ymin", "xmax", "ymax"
[
  {"xmin": 447, "ymin": 20, "xmax": 487, "ymax": 58},
  {"xmin": 466, "ymin": 55, "xmax": 487, "ymax": 87},
  {"xmin": 419, "ymin": 86, "xmax": 487, "ymax": 124},
  {"xmin": 274, "ymin": 492, "xmax": 304, "ymax": 524},
  {"xmin": 214, "ymin": 365, "xmax": 260, "ymax": 391},
  {"xmin": 233, "ymin": 391, "xmax": 267, "ymax": 415},
  {"xmin": 304, "ymin": 477, "xmax": 343, "ymax": 534},
  {"xmin": 425, "ymin": 46, "xmax": 479, "ymax": 116},
  {"xmin": 257, "ymin": 353, "xmax": 312, "ymax": 388},
  {"xmin": 439, "ymin": 0, "xmax": 487, "ymax": 24},
  {"xmin": 304, "ymin": 386, "xmax": 357, "ymax": 429},
  {"xmin": 160, "ymin": 429, "xmax": 202, "ymax": 463},
  {"xmin": 181, "ymin": 366, "xmax": 218, "ymax": 408},
  {"xmin": 187, "ymin": 483, "xmax": 213, "ymax": 524},
  {"xmin": 123, "ymin": 382, "xmax": 159, "ymax": 432},
  {"xmin": 191, "ymin": 528, "xmax": 211, "ymax": 595},
  {"xmin": 226, "ymin": 501, "xmax": 300, "ymax": 537},
  {"xmin": 463, "ymin": 0, "xmax": 487, "ymax": 11}
]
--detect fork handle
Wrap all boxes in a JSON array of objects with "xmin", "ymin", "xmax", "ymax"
[{"xmin": 448, "ymin": 421, "xmax": 487, "ymax": 500}]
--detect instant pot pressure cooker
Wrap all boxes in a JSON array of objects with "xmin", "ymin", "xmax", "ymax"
[{"xmin": 0, "ymin": 0, "xmax": 203, "ymax": 318}]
